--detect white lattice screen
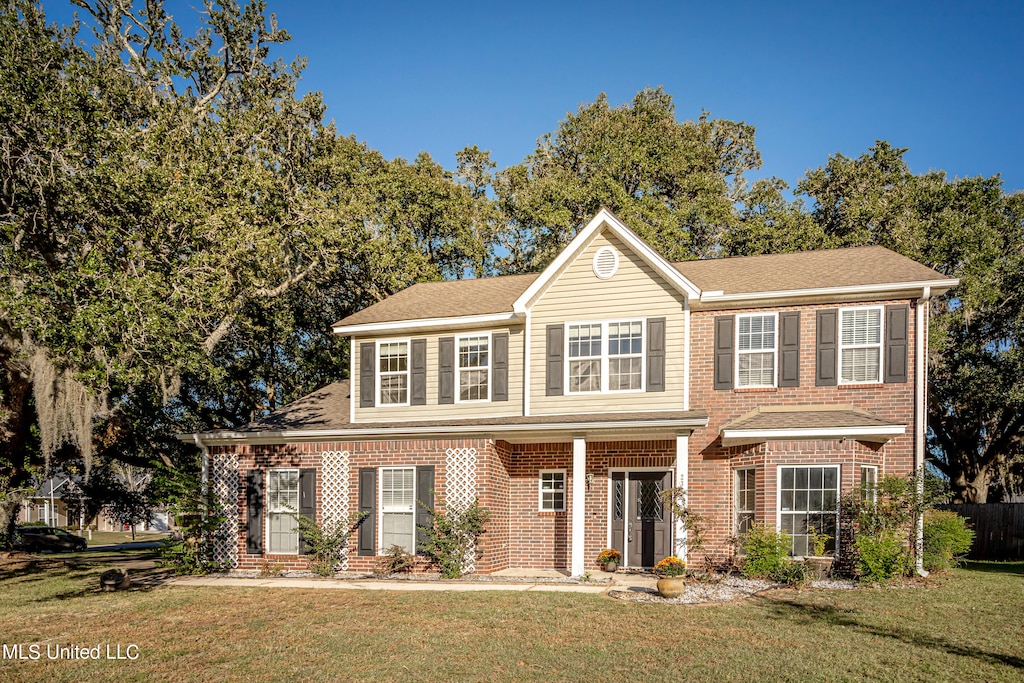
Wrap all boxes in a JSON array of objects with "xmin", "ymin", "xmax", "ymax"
[
  {"xmin": 445, "ymin": 447, "xmax": 478, "ymax": 572},
  {"xmin": 209, "ymin": 452, "xmax": 239, "ymax": 569},
  {"xmin": 321, "ymin": 450, "xmax": 351, "ymax": 570}
]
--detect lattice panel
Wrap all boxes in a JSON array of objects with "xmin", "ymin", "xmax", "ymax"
[
  {"xmin": 210, "ymin": 451, "xmax": 239, "ymax": 569},
  {"xmin": 445, "ymin": 447, "xmax": 478, "ymax": 573},
  {"xmin": 321, "ymin": 450, "xmax": 351, "ymax": 571}
]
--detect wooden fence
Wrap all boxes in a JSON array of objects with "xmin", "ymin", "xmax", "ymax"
[{"xmin": 940, "ymin": 504, "xmax": 1024, "ymax": 560}]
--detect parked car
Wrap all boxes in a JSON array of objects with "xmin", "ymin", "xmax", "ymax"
[{"xmin": 15, "ymin": 526, "xmax": 88, "ymax": 553}]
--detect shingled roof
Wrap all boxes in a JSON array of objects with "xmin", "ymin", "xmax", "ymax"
[
  {"xmin": 333, "ymin": 245, "xmax": 954, "ymax": 329},
  {"xmin": 719, "ymin": 405, "xmax": 906, "ymax": 446}
]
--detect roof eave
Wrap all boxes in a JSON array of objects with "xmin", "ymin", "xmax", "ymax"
[
  {"xmin": 699, "ymin": 279, "xmax": 960, "ymax": 304},
  {"xmin": 332, "ymin": 311, "xmax": 523, "ymax": 335},
  {"xmin": 720, "ymin": 425, "xmax": 906, "ymax": 447}
]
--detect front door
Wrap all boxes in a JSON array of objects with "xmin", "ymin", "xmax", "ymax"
[{"xmin": 626, "ymin": 471, "xmax": 672, "ymax": 568}]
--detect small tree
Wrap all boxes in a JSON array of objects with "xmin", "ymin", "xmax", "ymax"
[
  {"xmin": 417, "ymin": 499, "xmax": 490, "ymax": 578},
  {"xmin": 660, "ymin": 487, "xmax": 712, "ymax": 567},
  {"xmin": 841, "ymin": 473, "xmax": 926, "ymax": 583},
  {"xmin": 158, "ymin": 492, "xmax": 227, "ymax": 575}
]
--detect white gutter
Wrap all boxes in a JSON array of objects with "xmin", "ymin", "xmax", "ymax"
[
  {"xmin": 523, "ymin": 311, "xmax": 532, "ymax": 416},
  {"xmin": 721, "ymin": 425, "xmax": 905, "ymax": 447},
  {"xmin": 698, "ymin": 279, "xmax": 960, "ymax": 304},
  {"xmin": 333, "ymin": 312, "xmax": 520, "ymax": 335},
  {"xmin": 915, "ymin": 286, "xmax": 930, "ymax": 576}
]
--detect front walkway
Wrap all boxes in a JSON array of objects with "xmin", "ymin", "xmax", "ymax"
[{"xmin": 168, "ymin": 569, "xmax": 659, "ymax": 595}]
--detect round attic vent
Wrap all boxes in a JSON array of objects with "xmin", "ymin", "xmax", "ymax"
[{"xmin": 592, "ymin": 246, "xmax": 619, "ymax": 279}]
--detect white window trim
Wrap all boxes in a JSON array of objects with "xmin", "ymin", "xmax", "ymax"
[
  {"xmin": 838, "ymin": 305, "xmax": 884, "ymax": 385},
  {"xmin": 376, "ymin": 338, "xmax": 411, "ymax": 407},
  {"xmin": 538, "ymin": 469, "xmax": 567, "ymax": 512},
  {"xmin": 564, "ymin": 318, "xmax": 646, "ymax": 395},
  {"xmin": 775, "ymin": 464, "xmax": 841, "ymax": 557},
  {"xmin": 378, "ymin": 466, "xmax": 417, "ymax": 554},
  {"xmin": 735, "ymin": 467, "xmax": 756, "ymax": 537},
  {"xmin": 455, "ymin": 332, "xmax": 492, "ymax": 403},
  {"xmin": 735, "ymin": 312, "xmax": 778, "ymax": 389},
  {"xmin": 266, "ymin": 468, "xmax": 300, "ymax": 556}
]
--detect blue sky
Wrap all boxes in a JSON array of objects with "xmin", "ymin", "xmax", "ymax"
[{"xmin": 61, "ymin": 0, "xmax": 1024, "ymax": 193}]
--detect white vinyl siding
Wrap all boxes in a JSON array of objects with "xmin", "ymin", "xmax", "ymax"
[
  {"xmin": 267, "ymin": 469, "xmax": 299, "ymax": 554},
  {"xmin": 778, "ymin": 465, "xmax": 839, "ymax": 557},
  {"xmin": 737, "ymin": 313, "xmax": 777, "ymax": 387},
  {"xmin": 457, "ymin": 334, "xmax": 490, "ymax": 402},
  {"xmin": 539, "ymin": 470, "xmax": 566, "ymax": 512},
  {"xmin": 380, "ymin": 467, "xmax": 416, "ymax": 553},
  {"xmin": 840, "ymin": 307, "xmax": 883, "ymax": 384},
  {"xmin": 377, "ymin": 340, "xmax": 410, "ymax": 405}
]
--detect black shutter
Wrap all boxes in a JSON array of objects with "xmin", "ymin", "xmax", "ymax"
[
  {"xmin": 415, "ymin": 466, "xmax": 435, "ymax": 555},
  {"xmin": 714, "ymin": 316, "xmax": 735, "ymax": 391},
  {"xmin": 411, "ymin": 338, "xmax": 427, "ymax": 405},
  {"xmin": 779, "ymin": 311, "xmax": 801, "ymax": 387},
  {"xmin": 298, "ymin": 469, "xmax": 316, "ymax": 555},
  {"xmin": 646, "ymin": 317, "xmax": 666, "ymax": 392},
  {"xmin": 357, "ymin": 468, "xmax": 376, "ymax": 556},
  {"xmin": 546, "ymin": 324, "xmax": 564, "ymax": 396},
  {"xmin": 492, "ymin": 333, "xmax": 509, "ymax": 401},
  {"xmin": 816, "ymin": 309, "xmax": 838, "ymax": 386},
  {"xmin": 359, "ymin": 341, "xmax": 375, "ymax": 407},
  {"xmin": 245, "ymin": 469, "xmax": 264, "ymax": 555},
  {"xmin": 884, "ymin": 304, "xmax": 909, "ymax": 383},
  {"xmin": 438, "ymin": 337, "xmax": 455, "ymax": 404}
]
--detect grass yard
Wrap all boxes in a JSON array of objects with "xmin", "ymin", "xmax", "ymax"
[
  {"xmin": 83, "ymin": 530, "xmax": 169, "ymax": 547},
  {"xmin": 0, "ymin": 557, "xmax": 1021, "ymax": 682}
]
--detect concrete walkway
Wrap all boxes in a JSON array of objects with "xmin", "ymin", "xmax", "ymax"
[{"xmin": 167, "ymin": 569, "xmax": 659, "ymax": 595}]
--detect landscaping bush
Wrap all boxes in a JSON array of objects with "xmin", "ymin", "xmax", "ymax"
[
  {"xmin": 772, "ymin": 560, "xmax": 810, "ymax": 587},
  {"xmin": 855, "ymin": 529, "xmax": 911, "ymax": 584},
  {"xmin": 417, "ymin": 499, "xmax": 490, "ymax": 578},
  {"xmin": 376, "ymin": 544, "xmax": 415, "ymax": 575},
  {"xmin": 923, "ymin": 510, "xmax": 974, "ymax": 572},
  {"xmin": 741, "ymin": 523, "xmax": 791, "ymax": 579},
  {"xmin": 295, "ymin": 511, "xmax": 366, "ymax": 577}
]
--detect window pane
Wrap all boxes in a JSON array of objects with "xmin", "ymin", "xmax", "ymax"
[
  {"xmin": 382, "ymin": 511, "xmax": 414, "ymax": 554},
  {"xmin": 459, "ymin": 368, "xmax": 488, "ymax": 401},
  {"xmin": 842, "ymin": 309, "xmax": 881, "ymax": 345},
  {"xmin": 608, "ymin": 321, "xmax": 643, "ymax": 356},
  {"xmin": 738, "ymin": 315, "xmax": 775, "ymax": 352},
  {"xmin": 459, "ymin": 336, "xmax": 489, "ymax": 369},
  {"xmin": 738, "ymin": 351, "xmax": 774, "ymax": 386},
  {"xmin": 608, "ymin": 357, "xmax": 642, "ymax": 390},
  {"xmin": 379, "ymin": 342, "xmax": 408, "ymax": 372},
  {"xmin": 568, "ymin": 325, "xmax": 601, "ymax": 358},
  {"xmin": 841, "ymin": 347, "xmax": 880, "ymax": 383},
  {"xmin": 380, "ymin": 374, "xmax": 408, "ymax": 404},
  {"xmin": 779, "ymin": 466, "xmax": 840, "ymax": 556},
  {"xmin": 569, "ymin": 359, "xmax": 601, "ymax": 392}
]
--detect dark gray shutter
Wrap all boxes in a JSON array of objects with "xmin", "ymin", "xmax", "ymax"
[
  {"xmin": 438, "ymin": 337, "xmax": 455, "ymax": 404},
  {"xmin": 816, "ymin": 309, "xmax": 838, "ymax": 386},
  {"xmin": 779, "ymin": 311, "xmax": 801, "ymax": 387},
  {"xmin": 410, "ymin": 338, "xmax": 427, "ymax": 405},
  {"xmin": 245, "ymin": 469, "xmax": 264, "ymax": 555},
  {"xmin": 359, "ymin": 341, "xmax": 375, "ymax": 407},
  {"xmin": 415, "ymin": 466, "xmax": 435, "ymax": 555},
  {"xmin": 646, "ymin": 317, "xmax": 666, "ymax": 392},
  {"xmin": 492, "ymin": 333, "xmax": 509, "ymax": 401},
  {"xmin": 357, "ymin": 468, "xmax": 376, "ymax": 556},
  {"xmin": 714, "ymin": 316, "xmax": 735, "ymax": 391},
  {"xmin": 884, "ymin": 304, "xmax": 909, "ymax": 383},
  {"xmin": 298, "ymin": 468, "xmax": 316, "ymax": 555},
  {"xmin": 546, "ymin": 324, "xmax": 564, "ymax": 396}
]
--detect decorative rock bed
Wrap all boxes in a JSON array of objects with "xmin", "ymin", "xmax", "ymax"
[{"xmin": 609, "ymin": 576, "xmax": 858, "ymax": 604}]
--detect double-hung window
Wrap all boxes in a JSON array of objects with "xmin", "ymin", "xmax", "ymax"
[
  {"xmin": 378, "ymin": 341, "xmax": 409, "ymax": 405},
  {"xmin": 860, "ymin": 465, "xmax": 878, "ymax": 503},
  {"xmin": 839, "ymin": 307, "xmax": 883, "ymax": 384},
  {"xmin": 539, "ymin": 470, "xmax": 566, "ymax": 512},
  {"xmin": 737, "ymin": 313, "xmax": 777, "ymax": 387},
  {"xmin": 458, "ymin": 334, "xmax": 490, "ymax": 401},
  {"xmin": 267, "ymin": 469, "xmax": 299, "ymax": 554},
  {"xmin": 735, "ymin": 468, "xmax": 756, "ymax": 537},
  {"xmin": 779, "ymin": 465, "xmax": 839, "ymax": 556},
  {"xmin": 380, "ymin": 467, "xmax": 416, "ymax": 554},
  {"xmin": 567, "ymin": 320, "xmax": 644, "ymax": 393}
]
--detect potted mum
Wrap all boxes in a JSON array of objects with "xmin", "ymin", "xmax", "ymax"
[
  {"xmin": 597, "ymin": 548, "xmax": 621, "ymax": 572},
  {"xmin": 653, "ymin": 556, "xmax": 687, "ymax": 598}
]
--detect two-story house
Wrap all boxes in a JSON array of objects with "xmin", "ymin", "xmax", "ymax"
[{"xmin": 186, "ymin": 209, "xmax": 957, "ymax": 576}]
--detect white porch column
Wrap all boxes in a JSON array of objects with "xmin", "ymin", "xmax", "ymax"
[
  {"xmin": 675, "ymin": 433, "xmax": 689, "ymax": 561},
  {"xmin": 571, "ymin": 436, "xmax": 587, "ymax": 576}
]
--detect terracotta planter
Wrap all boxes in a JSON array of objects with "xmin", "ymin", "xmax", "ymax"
[
  {"xmin": 604, "ymin": 561, "xmax": 618, "ymax": 572},
  {"xmin": 656, "ymin": 576, "xmax": 686, "ymax": 599}
]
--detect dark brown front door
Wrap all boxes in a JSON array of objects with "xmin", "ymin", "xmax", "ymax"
[{"xmin": 627, "ymin": 471, "xmax": 672, "ymax": 568}]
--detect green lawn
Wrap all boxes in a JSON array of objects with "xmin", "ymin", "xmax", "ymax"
[{"xmin": 0, "ymin": 557, "xmax": 1021, "ymax": 682}]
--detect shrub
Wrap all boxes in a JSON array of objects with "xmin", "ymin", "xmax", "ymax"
[
  {"xmin": 772, "ymin": 560, "xmax": 810, "ymax": 587},
  {"xmin": 855, "ymin": 529, "xmax": 911, "ymax": 584},
  {"xmin": 417, "ymin": 499, "xmax": 490, "ymax": 579},
  {"xmin": 741, "ymin": 524, "xmax": 791, "ymax": 579},
  {"xmin": 295, "ymin": 511, "xmax": 366, "ymax": 577},
  {"xmin": 923, "ymin": 510, "xmax": 974, "ymax": 572},
  {"xmin": 158, "ymin": 497, "xmax": 228, "ymax": 575},
  {"xmin": 376, "ymin": 544, "xmax": 415, "ymax": 575}
]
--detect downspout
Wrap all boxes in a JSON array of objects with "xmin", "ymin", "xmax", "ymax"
[{"xmin": 915, "ymin": 287, "xmax": 930, "ymax": 577}]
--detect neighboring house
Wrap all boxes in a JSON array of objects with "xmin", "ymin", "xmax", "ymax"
[
  {"xmin": 17, "ymin": 476, "xmax": 121, "ymax": 531},
  {"xmin": 184, "ymin": 209, "xmax": 957, "ymax": 575}
]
